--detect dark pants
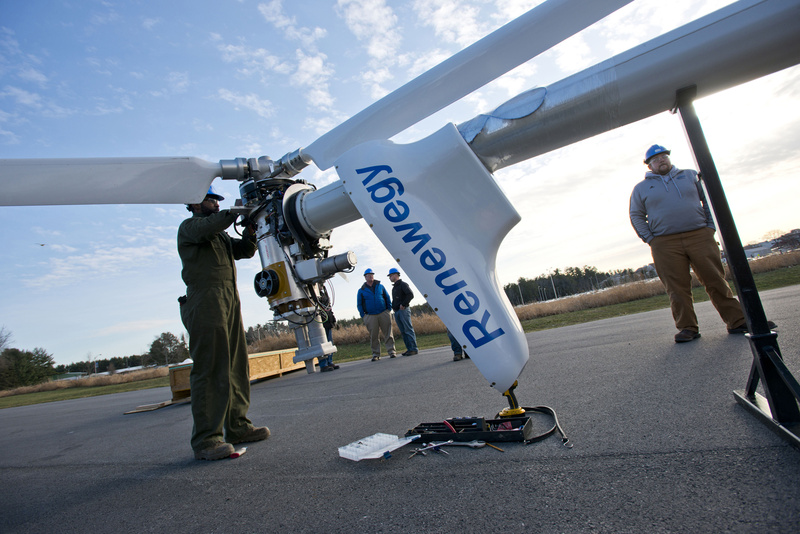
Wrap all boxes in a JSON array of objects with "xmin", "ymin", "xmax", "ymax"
[{"xmin": 181, "ymin": 285, "xmax": 252, "ymax": 451}]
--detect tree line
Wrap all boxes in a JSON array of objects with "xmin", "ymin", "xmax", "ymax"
[
  {"xmin": 502, "ymin": 265, "xmax": 655, "ymax": 306},
  {"xmin": 250, "ymin": 264, "xmax": 641, "ymax": 346},
  {"xmin": 0, "ymin": 327, "xmax": 190, "ymax": 390}
]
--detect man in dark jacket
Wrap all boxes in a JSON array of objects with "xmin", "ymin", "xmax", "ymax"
[
  {"xmin": 356, "ymin": 268, "xmax": 396, "ymax": 361},
  {"xmin": 388, "ymin": 268, "xmax": 418, "ymax": 356},
  {"xmin": 178, "ymin": 186, "xmax": 269, "ymax": 460}
]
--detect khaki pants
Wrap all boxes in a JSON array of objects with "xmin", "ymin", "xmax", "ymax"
[
  {"xmin": 363, "ymin": 310, "xmax": 396, "ymax": 358},
  {"xmin": 650, "ymin": 227, "xmax": 745, "ymax": 332}
]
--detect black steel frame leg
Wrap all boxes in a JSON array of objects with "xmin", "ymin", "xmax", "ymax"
[{"xmin": 674, "ymin": 86, "xmax": 800, "ymax": 449}]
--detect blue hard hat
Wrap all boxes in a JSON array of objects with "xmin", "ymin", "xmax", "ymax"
[
  {"xmin": 644, "ymin": 144, "xmax": 670, "ymax": 164},
  {"xmin": 388, "ymin": 268, "xmax": 400, "ymax": 276},
  {"xmin": 364, "ymin": 268, "xmax": 374, "ymax": 276},
  {"xmin": 206, "ymin": 185, "xmax": 224, "ymax": 201}
]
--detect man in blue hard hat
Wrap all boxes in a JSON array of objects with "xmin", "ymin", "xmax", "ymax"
[
  {"xmin": 388, "ymin": 268, "xmax": 418, "ymax": 356},
  {"xmin": 629, "ymin": 145, "xmax": 771, "ymax": 343},
  {"xmin": 178, "ymin": 185, "xmax": 270, "ymax": 460},
  {"xmin": 356, "ymin": 268, "xmax": 397, "ymax": 361}
]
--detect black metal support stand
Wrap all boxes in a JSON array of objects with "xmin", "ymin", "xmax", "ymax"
[{"xmin": 674, "ymin": 86, "xmax": 800, "ymax": 450}]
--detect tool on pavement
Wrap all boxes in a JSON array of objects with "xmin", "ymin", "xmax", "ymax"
[
  {"xmin": 408, "ymin": 440, "xmax": 453, "ymax": 458},
  {"xmin": 429, "ymin": 440, "xmax": 486, "ymax": 449}
]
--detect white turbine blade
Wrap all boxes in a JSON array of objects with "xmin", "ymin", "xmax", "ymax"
[
  {"xmin": 0, "ymin": 157, "xmax": 222, "ymax": 206},
  {"xmin": 336, "ymin": 124, "xmax": 528, "ymax": 392},
  {"xmin": 304, "ymin": 0, "xmax": 632, "ymax": 170}
]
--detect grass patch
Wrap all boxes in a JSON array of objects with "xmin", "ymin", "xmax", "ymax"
[
  {"xmin": 518, "ymin": 266, "xmax": 799, "ymax": 333},
  {"xmin": 0, "ymin": 376, "xmax": 170, "ymax": 409}
]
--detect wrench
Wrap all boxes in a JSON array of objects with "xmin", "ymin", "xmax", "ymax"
[{"xmin": 429, "ymin": 440, "xmax": 486, "ymax": 448}]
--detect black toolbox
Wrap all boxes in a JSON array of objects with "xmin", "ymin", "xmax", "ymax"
[{"xmin": 406, "ymin": 416, "xmax": 533, "ymax": 443}]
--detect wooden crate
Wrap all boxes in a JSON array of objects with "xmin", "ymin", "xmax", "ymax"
[
  {"xmin": 248, "ymin": 348, "xmax": 308, "ymax": 380},
  {"xmin": 167, "ymin": 349, "xmax": 309, "ymax": 401},
  {"xmin": 168, "ymin": 363, "xmax": 193, "ymax": 401}
]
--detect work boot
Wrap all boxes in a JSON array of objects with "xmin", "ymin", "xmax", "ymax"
[
  {"xmin": 194, "ymin": 442, "xmax": 234, "ymax": 461},
  {"xmin": 402, "ymin": 350, "xmax": 418, "ymax": 356},
  {"xmin": 453, "ymin": 353, "xmax": 463, "ymax": 361},
  {"xmin": 230, "ymin": 426, "xmax": 270, "ymax": 445},
  {"xmin": 674, "ymin": 329, "xmax": 701, "ymax": 343},
  {"xmin": 321, "ymin": 364, "xmax": 334, "ymax": 372}
]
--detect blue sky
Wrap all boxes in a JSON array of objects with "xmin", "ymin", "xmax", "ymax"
[{"xmin": 1, "ymin": 0, "xmax": 799, "ymax": 366}]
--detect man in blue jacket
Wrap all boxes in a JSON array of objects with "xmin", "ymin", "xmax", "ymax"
[
  {"xmin": 357, "ymin": 268, "xmax": 397, "ymax": 361},
  {"xmin": 630, "ymin": 145, "xmax": 762, "ymax": 343}
]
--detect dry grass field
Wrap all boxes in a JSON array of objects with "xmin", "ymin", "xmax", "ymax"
[
  {"xmin": 0, "ymin": 367, "xmax": 168, "ymax": 398},
  {"xmin": 250, "ymin": 250, "xmax": 800, "ymax": 352}
]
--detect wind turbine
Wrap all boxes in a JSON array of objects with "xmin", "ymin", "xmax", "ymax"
[{"xmin": 1, "ymin": 0, "xmax": 799, "ymax": 413}]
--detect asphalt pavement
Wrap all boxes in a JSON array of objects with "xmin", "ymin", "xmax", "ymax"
[{"xmin": 1, "ymin": 286, "xmax": 798, "ymax": 533}]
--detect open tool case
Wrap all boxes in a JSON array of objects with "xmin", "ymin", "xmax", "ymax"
[{"xmin": 405, "ymin": 416, "xmax": 533, "ymax": 443}]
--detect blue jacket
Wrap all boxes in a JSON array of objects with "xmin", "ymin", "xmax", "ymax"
[{"xmin": 357, "ymin": 281, "xmax": 392, "ymax": 317}]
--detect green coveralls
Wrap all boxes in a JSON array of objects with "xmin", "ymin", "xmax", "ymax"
[{"xmin": 177, "ymin": 210, "xmax": 258, "ymax": 451}]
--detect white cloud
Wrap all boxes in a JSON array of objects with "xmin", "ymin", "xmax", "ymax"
[
  {"xmin": 551, "ymin": 35, "xmax": 594, "ymax": 73},
  {"xmin": 292, "ymin": 50, "xmax": 334, "ymax": 110},
  {"xmin": 149, "ymin": 71, "xmax": 190, "ymax": 98},
  {"xmin": 142, "ymin": 17, "xmax": 161, "ymax": 30},
  {"xmin": 336, "ymin": 0, "xmax": 404, "ymax": 99},
  {"xmin": 2, "ymin": 85, "xmax": 41, "ymax": 107},
  {"xmin": 0, "ymin": 127, "xmax": 19, "ymax": 144},
  {"xmin": 217, "ymin": 89, "xmax": 274, "ymax": 119},
  {"xmin": 93, "ymin": 319, "xmax": 176, "ymax": 337},
  {"xmin": 90, "ymin": 9, "xmax": 120, "ymax": 26},
  {"xmin": 0, "ymin": 85, "xmax": 73, "ymax": 118},
  {"xmin": 304, "ymin": 114, "xmax": 341, "ymax": 137},
  {"xmin": 217, "ymin": 43, "xmax": 289, "ymax": 74},
  {"xmin": 490, "ymin": 0, "xmax": 545, "ymax": 23},
  {"xmin": 337, "ymin": 0, "xmax": 400, "ymax": 61},
  {"xmin": 489, "ymin": 62, "xmax": 538, "ymax": 99},
  {"xmin": 22, "ymin": 242, "xmax": 175, "ymax": 290},
  {"xmin": 258, "ymin": 0, "xmax": 327, "ymax": 49},
  {"xmin": 167, "ymin": 71, "xmax": 189, "ymax": 93},
  {"xmin": 49, "ymin": 244, "xmax": 78, "ymax": 253},
  {"xmin": 193, "ymin": 119, "xmax": 214, "ymax": 132},
  {"xmin": 254, "ymin": 1, "xmax": 336, "ymax": 111},
  {"xmin": 17, "ymin": 67, "xmax": 48, "ymax": 86},
  {"xmin": 412, "ymin": 0, "xmax": 484, "ymax": 47}
]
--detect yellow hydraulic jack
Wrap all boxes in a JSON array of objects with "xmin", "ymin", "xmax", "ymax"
[{"xmin": 499, "ymin": 380, "xmax": 526, "ymax": 418}]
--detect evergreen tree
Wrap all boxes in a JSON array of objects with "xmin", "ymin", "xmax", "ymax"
[{"xmin": 0, "ymin": 347, "xmax": 56, "ymax": 389}]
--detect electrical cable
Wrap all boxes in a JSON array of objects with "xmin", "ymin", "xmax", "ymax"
[{"xmin": 494, "ymin": 405, "xmax": 571, "ymax": 448}]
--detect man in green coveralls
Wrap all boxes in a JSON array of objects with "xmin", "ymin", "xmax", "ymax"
[{"xmin": 178, "ymin": 185, "xmax": 269, "ymax": 460}]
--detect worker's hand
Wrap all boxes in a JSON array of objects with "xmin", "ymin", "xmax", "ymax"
[{"xmin": 238, "ymin": 217, "xmax": 256, "ymax": 235}]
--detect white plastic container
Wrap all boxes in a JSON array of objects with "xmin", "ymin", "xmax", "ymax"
[{"xmin": 338, "ymin": 433, "xmax": 420, "ymax": 461}]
